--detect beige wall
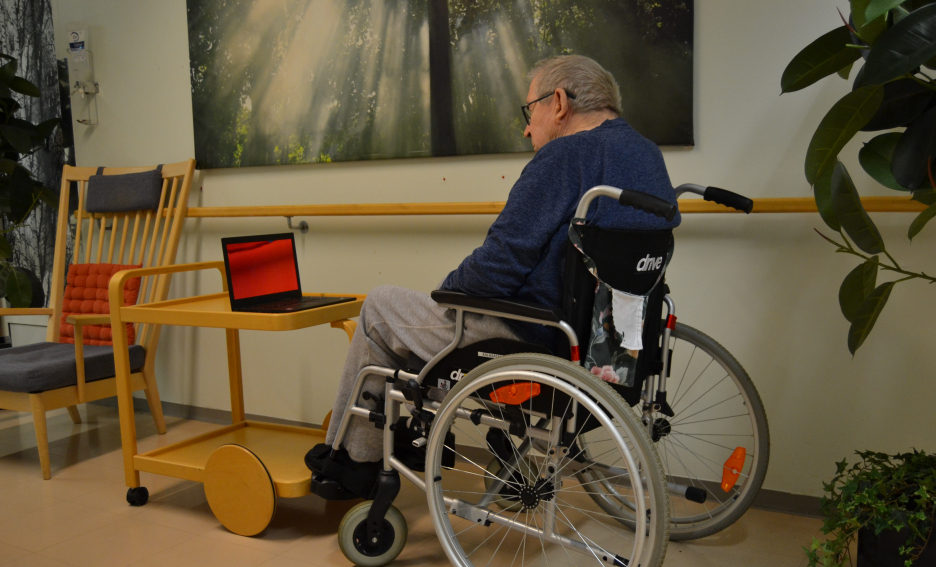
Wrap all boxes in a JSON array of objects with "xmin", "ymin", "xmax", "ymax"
[{"xmin": 49, "ymin": 0, "xmax": 936, "ymax": 497}]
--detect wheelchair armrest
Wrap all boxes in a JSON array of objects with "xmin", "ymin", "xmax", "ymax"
[{"xmin": 430, "ymin": 290, "xmax": 563, "ymax": 324}]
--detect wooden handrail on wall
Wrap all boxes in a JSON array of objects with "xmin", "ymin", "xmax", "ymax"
[{"xmin": 183, "ymin": 196, "xmax": 925, "ymax": 218}]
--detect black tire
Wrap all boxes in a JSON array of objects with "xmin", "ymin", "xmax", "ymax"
[
  {"xmin": 581, "ymin": 323, "xmax": 769, "ymax": 540},
  {"xmin": 126, "ymin": 487, "xmax": 149, "ymax": 507},
  {"xmin": 338, "ymin": 501, "xmax": 408, "ymax": 567}
]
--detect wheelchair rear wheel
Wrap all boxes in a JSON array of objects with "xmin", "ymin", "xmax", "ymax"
[
  {"xmin": 425, "ymin": 354, "xmax": 670, "ymax": 567},
  {"xmin": 580, "ymin": 323, "xmax": 769, "ymax": 540}
]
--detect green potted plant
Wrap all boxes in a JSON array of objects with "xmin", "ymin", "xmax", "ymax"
[
  {"xmin": 806, "ymin": 451, "xmax": 936, "ymax": 567},
  {"xmin": 0, "ymin": 52, "xmax": 59, "ymax": 307},
  {"xmin": 783, "ymin": 1, "xmax": 936, "ymax": 565},
  {"xmin": 782, "ymin": 0, "xmax": 936, "ymax": 354}
]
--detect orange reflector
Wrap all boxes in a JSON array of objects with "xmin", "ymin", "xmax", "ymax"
[
  {"xmin": 721, "ymin": 447, "xmax": 746, "ymax": 492},
  {"xmin": 489, "ymin": 383, "xmax": 541, "ymax": 405}
]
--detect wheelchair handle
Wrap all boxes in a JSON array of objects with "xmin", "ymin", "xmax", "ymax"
[
  {"xmin": 675, "ymin": 183, "xmax": 754, "ymax": 214},
  {"xmin": 575, "ymin": 185, "xmax": 678, "ymax": 222}
]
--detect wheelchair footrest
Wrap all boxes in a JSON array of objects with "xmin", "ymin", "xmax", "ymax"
[{"xmin": 310, "ymin": 474, "xmax": 361, "ymax": 501}]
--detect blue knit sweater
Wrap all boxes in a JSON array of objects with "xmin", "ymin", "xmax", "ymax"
[{"xmin": 440, "ymin": 118, "xmax": 680, "ymax": 347}]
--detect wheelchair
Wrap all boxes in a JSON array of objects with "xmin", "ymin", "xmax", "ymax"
[{"xmin": 312, "ymin": 184, "xmax": 768, "ymax": 567}]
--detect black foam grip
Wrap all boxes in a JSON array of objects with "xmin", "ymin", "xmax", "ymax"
[
  {"xmin": 617, "ymin": 189, "xmax": 678, "ymax": 222},
  {"xmin": 703, "ymin": 186, "xmax": 754, "ymax": 214},
  {"xmin": 685, "ymin": 486, "xmax": 707, "ymax": 504}
]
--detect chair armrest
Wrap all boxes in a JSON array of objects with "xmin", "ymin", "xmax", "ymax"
[
  {"xmin": 430, "ymin": 290, "xmax": 563, "ymax": 323},
  {"xmin": 108, "ymin": 261, "xmax": 227, "ymax": 309},
  {"xmin": 67, "ymin": 314, "xmax": 111, "ymax": 326},
  {"xmin": 0, "ymin": 308, "xmax": 54, "ymax": 316}
]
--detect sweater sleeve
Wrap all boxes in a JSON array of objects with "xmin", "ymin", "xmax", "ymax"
[{"xmin": 440, "ymin": 142, "xmax": 580, "ymax": 297}]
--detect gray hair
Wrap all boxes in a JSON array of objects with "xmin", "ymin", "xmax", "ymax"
[{"xmin": 526, "ymin": 55, "xmax": 622, "ymax": 116}]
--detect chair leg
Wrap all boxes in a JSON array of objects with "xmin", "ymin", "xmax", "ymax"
[
  {"xmin": 29, "ymin": 395, "xmax": 51, "ymax": 480},
  {"xmin": 141, "ymin": 369, "xmax": 166, "ymax": 435},
  {"xmin": 66, "ymin": 406, "xmax": 81, "ymax": 424}
]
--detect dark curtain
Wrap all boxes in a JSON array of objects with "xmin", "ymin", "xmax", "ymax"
[{"xmin": 0, "ymin": 0, "xmax": 74, "ymax": 304}]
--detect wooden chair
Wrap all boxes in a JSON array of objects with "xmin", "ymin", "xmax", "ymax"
[{"xmin": 0, "ymin": 159, "xmax": 195, "ymax": 479}]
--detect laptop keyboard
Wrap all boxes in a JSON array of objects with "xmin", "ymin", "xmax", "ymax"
[{"xmin": 240, "ymin": 297, "xmax": 336, "ymax": 312}]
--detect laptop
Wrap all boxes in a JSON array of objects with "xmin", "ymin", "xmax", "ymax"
[{"xmin": 221, "ymin": 233, "xmax": 355, "ymax": 313}]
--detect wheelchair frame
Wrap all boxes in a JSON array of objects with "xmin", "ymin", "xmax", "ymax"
[{"xmin": 324, "ymin": 186, "xmax": 683, "ymax": 567}]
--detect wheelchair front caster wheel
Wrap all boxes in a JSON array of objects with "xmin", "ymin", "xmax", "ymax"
[
  {"xmin": 126, "ymin": 487, "xmax": 148, "ymax": 507},
  {"xmin": 338, "ymin": 501, "xmax": 407, "ymax": 567}
]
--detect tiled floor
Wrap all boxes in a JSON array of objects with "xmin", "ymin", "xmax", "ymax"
[{"xmin": 0, "ymin": 405, "xmax": 824, "ymax": 567}]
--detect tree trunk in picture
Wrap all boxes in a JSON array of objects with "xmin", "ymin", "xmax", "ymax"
[{"xmin": 427, "ymin": 0, "xmax": 455, "ymax": 156}]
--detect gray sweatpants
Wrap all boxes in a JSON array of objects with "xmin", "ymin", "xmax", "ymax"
[{"xmin": 325, "ymin": 285, "xmax": 520, "ymax": 463}]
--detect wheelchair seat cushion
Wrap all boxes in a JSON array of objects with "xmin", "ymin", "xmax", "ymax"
[{"xmin": 0, "ymin": 342, "xmax": 146, "ymax": 393}]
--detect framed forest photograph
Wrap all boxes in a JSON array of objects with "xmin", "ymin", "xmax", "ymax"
[{"xmin": 187, "ymin": 0, "xmax": 694, "ymax": 169}]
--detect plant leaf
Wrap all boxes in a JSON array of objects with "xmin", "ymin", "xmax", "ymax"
[
  {"xmin": 848, "ymin": 281, "xmax": 895, "ymax": 353},
  {"xmin": 838, "ymin": 61, "xmax": 855, "ymax": 79},
  {"xmin": 806, "ymin": 86, "xmax": 885, "ymax": 184},
  {"xmin": 860, "ymin": 132, "xmax": 911, "ymax": 190},
  {"xmin": 36, "ymin": 118, "xmax": 59, "ymax": 139},
  {"xmin": 0, "ymin": 264, "xmax": 8, "ymax": 299},
  {"xmin": 892, "ymin": 106, "xmax": 936, "ymax": 189},
  {"xmin": 4, "ymin": 266, "xmax": 32, "ymax": 308},
  {"xmin": 865, "ymin": 0, "xmax": 909, "ymax": 22},
  {"xmin": 0, "ymin": 158, "xmax": 15, "ymax": 175},
  {"xmin": 0, "ymin": 234, "xmax": 10, "ymax": 261},
  {"xmin": 814, "ymin": 165, "xmax": 841, "ymax": 230},
  {"xmin": 832, "ymin": 162, "xmax": 887, "ymax": 254},
  {"xmin": 908, "ymin": 200, "xmax": 936, "ymax": 238},
  {"xmin": 861, "ymin": 79, "xmax": 933, "ymax": 131},
  {"xmin": 857, "ymin": 4, "xmax": 936, "ymax": 86},
  {"xmin": 840, "ymin": 257, "xmax": 879, "ymax": 322},
  {"xmin": 0, "ymin": 124, "xmax": 34, "ymax": 153},
  {"xmin": 782, "ymin": 27, "xmax": 863, "ymax": 93},
  {"xmin": 0, "ymin": 59, "xmax": 16, "ymax": 85},
  {"xmin": 852, "ymin": 0, "xmax": 888, "ymax": 43},
  {"xmin": 8, "ymin": 166, "xmax": 35, "ymax": 221},
  {"xmin": 8, "ymin": 76, "xmax": 39, "ymax": 97},
  {"xmin": 912, "ymin": 187, "xmax": 936, "ymax": 204}
]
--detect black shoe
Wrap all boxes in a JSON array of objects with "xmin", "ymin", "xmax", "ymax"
[{"xmin": 305, "ymin": 444, "xmax": 381, "ymax": 499}]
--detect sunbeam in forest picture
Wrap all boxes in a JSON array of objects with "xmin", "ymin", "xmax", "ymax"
[{"xmin": 186, "ymin": 0, "xmax": 693, "ymax": 168}]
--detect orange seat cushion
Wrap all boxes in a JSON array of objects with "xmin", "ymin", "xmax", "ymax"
[{"xmin": 59, "ymin": 264, "xmax": 143, "ymax": 346}]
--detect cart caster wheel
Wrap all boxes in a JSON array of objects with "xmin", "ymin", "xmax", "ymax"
[
  {"xmin": 204, "ymin": 444, "xmax": 276, "ymax": 536},
  {"xmin": 126, "ymin": 487, "xmax": 149, "ymax": 507},
  {"xmin": 338, "ymin": 501, "xmax": 407, "ymax": 567}
]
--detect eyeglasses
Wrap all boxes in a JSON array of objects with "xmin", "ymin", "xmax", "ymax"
[{"xmin": 521, "ymin": 90, "xmax": 576, "ymax": 125}]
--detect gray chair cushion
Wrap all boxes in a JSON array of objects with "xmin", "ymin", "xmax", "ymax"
[
  {"xmin": 0, "ymin": 342, "xmax": 146, "ymax": 393},
  {"xmin": 85, "ymin": 168, "xmax": 163, "ymax": 212}
]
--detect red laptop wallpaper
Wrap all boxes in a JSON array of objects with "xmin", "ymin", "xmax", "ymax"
[{"xmin": 225, "ymin": 239, "xmax": 299, "ymax": 300}]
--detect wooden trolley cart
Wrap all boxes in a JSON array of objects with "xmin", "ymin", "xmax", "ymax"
[{"xmin": 107, "ymin": 261, "xmax": 363, "ymax": 536}]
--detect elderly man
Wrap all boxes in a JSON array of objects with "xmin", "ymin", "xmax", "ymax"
[{"xmin": 308, "ymin": 55, "xmax": 680, "ymax": 493}]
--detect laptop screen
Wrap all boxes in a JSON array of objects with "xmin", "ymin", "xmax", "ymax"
[{"xmin": 224, "ymin": 236, "xmax": 300, "ymax": 301}]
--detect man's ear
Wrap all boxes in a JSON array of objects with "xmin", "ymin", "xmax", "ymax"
[{"xmin": 554, "ymin": 88, "xmax": 572, "ymax": 123}]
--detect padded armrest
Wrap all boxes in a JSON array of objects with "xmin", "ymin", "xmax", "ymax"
[{"xmin": 430, "ymin": 290, "xmax": 562, "ymax": 323}]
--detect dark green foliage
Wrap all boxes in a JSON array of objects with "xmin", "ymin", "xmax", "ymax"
[
  {"xmin": 832, "ymin": 162, "xmax": 885, "ymax": 254},
  {"xmin": 806, "ymin": 451, "xmax": 936, "ymax": 567},
  {"xmin": 781, "ymin": 27, "xmax": 860, "ymax": 93},
  {"xmin": 783, "ymin": 0, "xmax": 936, "ymax": 353},
  {"xmin": 0, "ymin": 53, "xmax": 58, "ymax": 308},
  {"xmin": 839, "ymin": 257, "xmax": 878, "ymax": 322},
  {"xmin": 860, "ymin": 132, "xmax": 910, "ymax": 190}
]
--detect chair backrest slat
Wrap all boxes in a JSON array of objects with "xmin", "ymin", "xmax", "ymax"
[
  {"xmin": 73, "ymin": 181, "xmax": 86, "ymax": 265},
  {"xmin": 44, "ymin": 160, "xmax": 195, "ymax": 348}
]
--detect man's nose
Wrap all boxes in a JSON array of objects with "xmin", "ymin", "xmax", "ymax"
[{"xmin": 523, "ymin": 124, "xmax": 531, "ymax": 138}]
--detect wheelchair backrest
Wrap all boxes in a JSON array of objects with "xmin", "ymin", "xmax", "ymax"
[{"xmin": 561, "ymin": 225, "xmax": 674, "ymax": 405}]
